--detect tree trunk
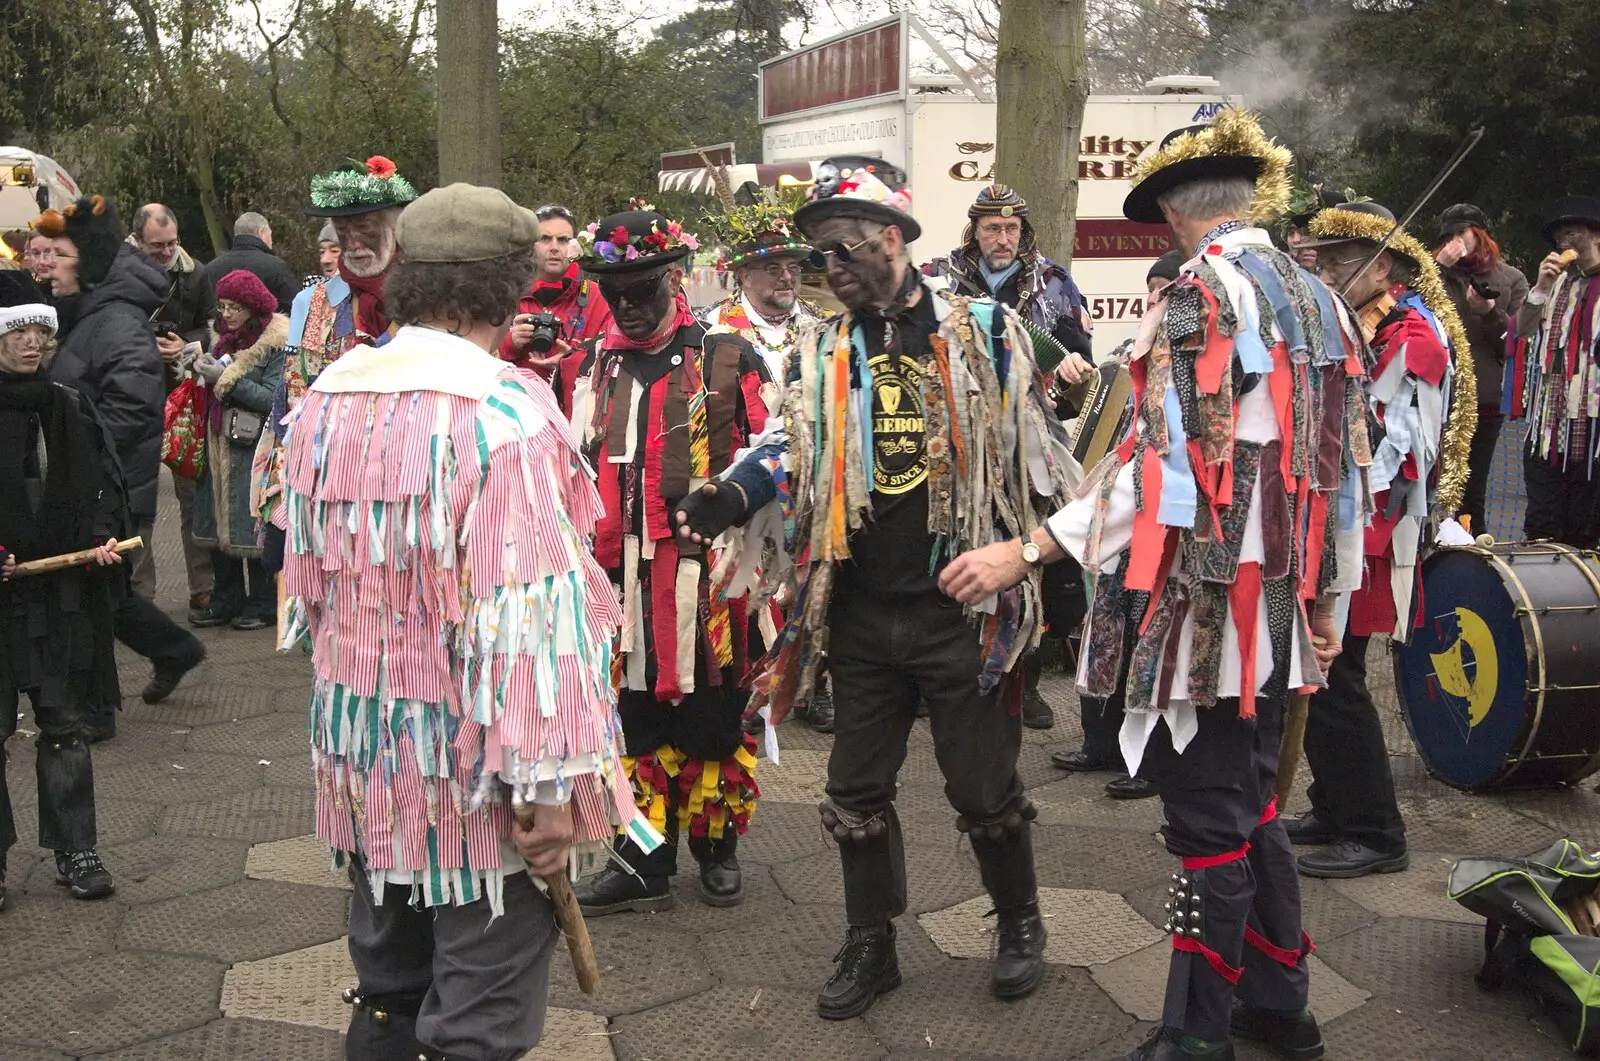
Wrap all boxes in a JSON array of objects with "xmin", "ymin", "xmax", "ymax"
[
  {"xmin": 436, "ymin": 0, "xmax": 501, "ymax": 187},
  {"xmin": 994, "ymin": 0, "xmax": 1089, "ymax": 269}
]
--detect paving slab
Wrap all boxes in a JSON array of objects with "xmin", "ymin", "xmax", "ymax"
[
  {"xmin": 612, "ymin": 982, "xmax": 886, "ymax": 1060},
  {"xmin": 700, "ymin": 905, "xmax": 949, "ymax": 993},
  {"xmin": 0, "ymin": 951, "xmax": 224, "ymax": 1053},
  {"xmin": 1327, "ymin": 851, "xmax": 1480, "ymax": 925},
  {"xmin": 118, "ymin": 878, "xmax": 348, "ymax": 964},
  {"xmin": 97, "ymin": 834, "xmax": 249, "ymax": 905},
  {"xmin": 92, "ymin": 1016, "xmax": 344, "ymax": 1060},
  {"xmin": 756, "ymin": 747, "xmax": 831, "ymax": 805},
  {"xmin": 183, "ymin": 712, "xmax": 313, "ymax": 759},
  {"xmin": 89, "ymin": 751, "xmax": 265, "ymax": 805},
  {"xmin": 737, "ymin": 799, "xmax": 832, "ymax": 866},
  {"xmin": 546, "ymin": 917, "xmax": 715, "ymax": 1016},
  {"xmin": 245, "ymin": 833, "xmax": 351, "ymax": 890},
  {"xmin": 0, "ymin": 877, "xmax": 122, "ymax": 975},
  {"xmin": 159, "ymin": 784, "xmax": 315, "ymax": 843},
  {"xmin": 222, "ymin": 936, "xmax": 354, "ymax": 1031},
  {"xmin": 122, "ymin": 683, "xmax": 279, "ymax": 726},
  {"xmin": 921, "ymin": 887, "xmax": 1163, "ymax": 966},
  {"xmin": 1091, "ymin": 941, "xmax": 1369, "ymax": 1024}
]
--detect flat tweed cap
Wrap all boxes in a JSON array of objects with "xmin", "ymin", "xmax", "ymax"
[{"xmin": 395, "ymin": 184, "xmax": 539, "ymax": 263}]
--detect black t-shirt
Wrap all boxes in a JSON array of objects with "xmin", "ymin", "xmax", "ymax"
[{"xmin": 837, "ymin": 294, "xmax": 941, "ymax": 601}]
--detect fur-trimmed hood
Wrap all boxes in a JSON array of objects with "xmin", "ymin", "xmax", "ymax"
[{"xmin": 215, "ymin": 312, "xmax": 288, "ymax": 397}]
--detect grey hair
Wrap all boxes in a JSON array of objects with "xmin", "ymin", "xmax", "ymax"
[
  {"xmin": 1157, "ymin": 177, "xmax": 1256, "ymax": 223},
  {"xmin": 131, "ymin": 203, "xmax": 176, "ymax": 237},
  {"xmin": 234, "ymin": 211, "xmax": 271, "ymax": 237},
  {"xmin": 317, "ymin": 221, "xmax": 338, "ymax": 245}
]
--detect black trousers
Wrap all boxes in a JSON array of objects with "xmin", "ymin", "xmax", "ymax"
[
  {"xmin": 1459, "ymin": 413, "xmax": 1503, "ymax": 535},
  {"xmin": 1304, "ymin": 634, "xmax": 1406, "ymax": 854},
  {"xmin": 1143, "ymin": 696, "xmax": 1309, "ymax": 1042},
  {"xmin": 210, "ymin": 552, "xmax": 274, "ymax": 621},
  {"xmin": 345, "ymin": 860, "xmax": 557, "ymax": 1061},
  {"xmin": 825, "ymin": 588, "xmax": 1035, "ymax": 926},
  {"xmin": 1, "ymin": 688, "xmax": 97, "ymax": 857},
  {"xmin": 1523, "ymin": 450, "xmax": 1600, "ymax": 546}
]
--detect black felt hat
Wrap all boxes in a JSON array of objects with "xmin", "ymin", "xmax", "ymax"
[
  {"xmin": 579, "ymin": 210, "xmax": 695, "ymax": 275},
  {"xmin": 1122, "ymin": 125, "xmax": 1263, "ymax": 225},
  {"xmin": 793, "ymin": 156, "xmax": 921, "ymax": 243},
  {"xmin": 1541, "ymin": 196, "xmax": 1600, "ymax": 247},
  {"xmin": 1437, "ymin": 202, "xmax": 1490, "ymax": 239}
]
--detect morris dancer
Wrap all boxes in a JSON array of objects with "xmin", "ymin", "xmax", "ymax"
[
  {"xmin": 1290, "ymin": 201, "xmax": 1475, "ymax": 879},
  {"xmin": 941, "ymin": 110, "xmax": 1368, "ymax": 1060},
  {"xmin": 279, "ymin": 185, "xmax": 651, "ymax": 1061},
  {"xmin": 677, "ymin": 157, "xmax": 1075, "ymax": 1017},
  {"xmin": 567, "ymin": 205, "xmax": 770, "ymax": 915}
]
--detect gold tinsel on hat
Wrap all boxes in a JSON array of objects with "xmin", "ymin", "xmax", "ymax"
[
  {"xmin": 1310, "ymin": 206, "xmax": 1477, "ymax": 516},
  {"xmin": 1129, "ymin": 108, "xmax": 1294, "ymax": 225}
]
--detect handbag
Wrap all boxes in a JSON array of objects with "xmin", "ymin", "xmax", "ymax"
[
  {"xmin": 160, "ymin": 378, "xmax": 206, "ymax": 479},
  {"xmin": 223, "ymin": 406, "xmax": 265, "ymax": 446}
]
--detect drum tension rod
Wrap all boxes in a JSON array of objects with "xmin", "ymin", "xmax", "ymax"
[{"xmin": 1514, "ymin": 605, "xmax": 1600, "ymax": 615}]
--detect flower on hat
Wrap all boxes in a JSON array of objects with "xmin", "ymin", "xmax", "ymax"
[
  {"xmin": 577, "ymin": 211, "xmax": 698, "ymax": 268},
  {"xmin": 367, "ymin": 155, "xmax": 397, "ymax": 179},
  {"xmin": 610, "ymin": 225, "xmax": 630, "ymax": 246}
]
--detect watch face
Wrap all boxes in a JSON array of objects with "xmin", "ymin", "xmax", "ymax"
[{"xmin": 1022, "ymin": 541, "xmax": 1041, "ymax": 564}]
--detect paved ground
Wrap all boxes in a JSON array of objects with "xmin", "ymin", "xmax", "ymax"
[{"xmin": 0, "ymin": 476, "xmax": 1592, "ymax": 1060}]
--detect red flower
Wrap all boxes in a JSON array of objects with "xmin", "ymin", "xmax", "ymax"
[
  {"xmin": 610, "ymin": 225, "xmax": 631, "ymax": 246},
  {"xmin": 643, "ymin": 231, "xmax": 669, "ymax": 250},
  {"xmin": 366, "ymin": 155, "xmax": 397, "ymax": 179}
]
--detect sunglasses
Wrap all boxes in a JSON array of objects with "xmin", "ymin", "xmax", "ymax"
[
  {"xmin": 808, "ymin": 237, "xmax": 877, "ymax": 269},
  {"xmin": 598, "ymin": 272, "xmax": 666, "ymax": 306}
]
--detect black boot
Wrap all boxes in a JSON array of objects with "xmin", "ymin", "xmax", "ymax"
[
  {"xmin": 141, "ymin": 644, "xmax": 206, "ymax": 704},
  {"xmin": 1021, "ymin": 654, "xmax": 1054, "ymax": 729},
  {"xmin": 343, "ymin": 987, "xmax": 426, "ymax": 1061},
  {"xmin": 573, "ymin": 863, "xmax": 673, "ymax": 915},
  {"xmin": 818, "ymin": 923, "xmax": 901, "ymax": 1020},
  {"xmin": 807, "ymin": 680, "xmax": 835, "ymax": 733},
  {"xmin": 992, "ymin": 898, "xmax": 1047, "ymax": 998},
  {"xmin": 1112, "ymin": 1026, "xmax": 1237, "ymax": 1060},
  {"xmin": 1231, "ymin": 1001, "xmax": 1324, "ymax": 1060},
  {"xmin": 689, "ymin": 832, "xmax": 744, "ymax": 907},
  {"xmin": 1283, "ymin": 811, "xmax": 1336, "ymax": 846}
]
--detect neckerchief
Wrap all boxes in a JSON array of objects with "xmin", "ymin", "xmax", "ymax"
[
  {"xmin": 338, "ymin": 259, "xmax": 391, "ymax": 339},
  {"xmin": 979, "ymin": 259, "xmax": 1023, "ymax": 295},
  {"xmin": 604, "ymin": 290, "xmax": 696, "ymax": 352}
]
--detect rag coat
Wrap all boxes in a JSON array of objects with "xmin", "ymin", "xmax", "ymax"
[
  {"xmin": 48, "ymin": 243, "xmax": 168, "ymax": 523},
  {"xmin": 192, "ymin": 314, "xmax": 288, "ymax": 556}
]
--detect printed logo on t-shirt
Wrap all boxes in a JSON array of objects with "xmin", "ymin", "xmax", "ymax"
[{"xmin": 869, "ymin": 352, "xmax": 928, "ymax": 494}]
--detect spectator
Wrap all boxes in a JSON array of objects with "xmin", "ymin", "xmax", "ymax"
[
  {"xmin": 1433, "ymin": 203, "xmax": 1529, "ymax": 536},
  {"xmin": 130, "ymin": 202, "xmax": 216, "ymax": 622},
  {"xmin": 188, "ymin": 271, "xmax": 285, "ymax": 632},
  {"xmin": 34, "ymin": 195, "xmax": 204, "ymax": 715},
  {"xmin": 24, "ymin": 233, "xmax": 53, "ymax": 287},
  {"xmin": 0, "ymin": 267, "xmax": 125, "ymax": 903},
  {"xmin": 316, "ymin": 221, "xmax": 340, "ymax": 278},
  {"xmin": 201, "ymin": 212, "xmax": 299, "ymax": 313}
]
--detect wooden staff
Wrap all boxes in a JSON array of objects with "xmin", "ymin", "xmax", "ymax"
[
  {"xmin": 513, "ymin": 802, "xmax": 601, "ymax": 995},
  {"xmin": 10, "ymin": 536, "xmax": 144, "ymax": 578},
  {"xmin": 1275, "ymin": 688, "xmax": 1312, "ymax": 807}
]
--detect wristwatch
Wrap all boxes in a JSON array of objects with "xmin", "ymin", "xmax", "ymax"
[{"xmin": 1020, "ymin": 539, "xmax": 1042, "ymax": 566}]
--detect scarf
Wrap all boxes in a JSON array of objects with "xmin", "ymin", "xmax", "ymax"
[
  {"xmin": 206, "ymin": 313, "xmax": 268, "ymax": 432},
  {"xmin": 339, "ymin": 258, "xmax": 391, "ymax": 339},
  {"xmin": 603, "ymin": 290, "xmax": 697, "ymax": 352},
  {"xmin": 0, "ymin": 373, "xmax": 102, "ymax": 562},
  {"xmin": 979, "ymin": 259, "xmax": 1023, "ymax": 296}
]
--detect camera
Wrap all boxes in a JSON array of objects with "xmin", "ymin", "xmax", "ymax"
[
  {"xmin": 1470, "ymin": 279, "xmax": 1501, "ymax": 301},
  {"xmin": 519, "ymin": 311, "xmax": 562, "ymax": 355}
]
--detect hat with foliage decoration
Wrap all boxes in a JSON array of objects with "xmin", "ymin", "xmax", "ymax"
[
  {"xmin": 305, "ymin": 156, "xmax": 419, "ymax": 218},
  {"xmin": 702, "ymin": 163, "xmax": 811, "ymax": 269}
]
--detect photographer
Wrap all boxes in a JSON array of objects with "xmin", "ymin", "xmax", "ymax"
[
  {"xmin": 499, "ymin": 204, "xmax": 611, "ymax": 414},
  {"xmin": 1433, "ymin": 203, "xmax": 1527, "ymax": 535}
]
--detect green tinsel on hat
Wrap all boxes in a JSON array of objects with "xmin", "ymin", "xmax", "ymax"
[{"xmin": 306, "ymin": 156, "xmax": 418, "ymax": 217}]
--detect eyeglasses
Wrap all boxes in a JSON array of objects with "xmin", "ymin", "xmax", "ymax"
[
  {"xmin": 752, "ymin": 260, "xmax": 803, "ymax": 280},
  {"xmin": 598, "ymin": 272, "xmax": 666, "ymax": 306},
  {"xmin": 808, "ymin": 237, "xmax": 877, "ymax": 269},
  {"xmin": 142, "ymin": 237, "xmax": 180, "ymax": 253}
]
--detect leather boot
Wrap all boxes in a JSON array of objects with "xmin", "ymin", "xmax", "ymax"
[
  {"xmin": 343, "ymin": 988, "xmax": 425, "ymax": 1061},
  {"xmin": 992, "ymin": 898, "xmax": 1047, "ymax": 998},
  {"xmin": 817, "ymin": 922, "xmax": 901, "ymax": 1020},
  {"xmin": 807, "ymin": 680, "xmax": 835, "ymax": 733},
  {"xmin": 572, "ymin": 863, "xmax": 673, "ymax": 915},
  {"xmin": 1021, "ymin": 653, "xmax": 1055, "ymax": 729},
  {"xmin": 1231, "ymin": 1001, "xmax": 1325, "ymax": 1060},
  {"xmin": 689, "ymin": 832, "xmax": 744, "ymax": 907}
]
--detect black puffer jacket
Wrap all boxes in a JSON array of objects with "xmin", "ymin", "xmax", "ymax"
[
  {"xmin": 201, "ymin": 233, "xmax": 300, "ymax": 313},
  {"xmin": 49, "ymin": 243, "xmax": 168, "ymax": 522}
]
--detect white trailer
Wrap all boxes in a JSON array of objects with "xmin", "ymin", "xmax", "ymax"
[{"xmin": 0, "ymin": 148, "xmax": 81, "ymax": 233}]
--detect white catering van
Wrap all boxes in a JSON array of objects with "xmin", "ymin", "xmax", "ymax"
[
  {"xmin": 0, "ymin": 148, "xmax": 81, "ymax": 233},
  {"xmin": 658, "ymin": 14, "xmax": 1241, "ymax": 356}
]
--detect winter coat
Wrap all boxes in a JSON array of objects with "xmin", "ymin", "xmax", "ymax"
[
  {"xmin": 1440, "ymin": 257, "xmax": 1528, "ymax": 411},
  {"xmin": 191, "ymin": 314, "xmax": 288, "ymax": 557},
  {"xmin": 148, "ymin": 244, "xmax": 216, "ymax": 352},
  {"xmin": 201, "ymin": 234, "xmax": 300, "ymax": 314},
  {"xmin": 48, "ymin": 243, "xmax": 168, "ymax": 523}
]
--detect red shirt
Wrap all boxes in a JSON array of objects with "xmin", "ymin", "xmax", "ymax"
[{"xmin": 499, "ymin": 264, "xmax": 613, "ymax": 414}]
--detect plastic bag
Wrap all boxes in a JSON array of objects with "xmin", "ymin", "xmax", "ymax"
[{"xmin": 161, "ymin": 377, "xmax": 207, "ymax": 479}]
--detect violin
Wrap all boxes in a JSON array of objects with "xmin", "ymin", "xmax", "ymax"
[{"xmin": 1356, "ymin": 290, "xmax": 1396, "ymax": 344}]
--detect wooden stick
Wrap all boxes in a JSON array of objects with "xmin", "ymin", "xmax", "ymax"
[
  {"xmin": 513, "ymin": 802, "xmax": 602, "ymax": 995},
  {"xmin": 10, "ymin": 536, "xmax": 144, "ymax": 578},
  {"xmin": 1276, "ymin": 689, "xmax": 1312, "ymax": 807}
]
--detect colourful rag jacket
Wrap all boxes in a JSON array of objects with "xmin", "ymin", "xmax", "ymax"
[
  {"xmin": 702, "ymin": 293, "xmax": 826, "ymax": 389},
  {"xmin": 719, "ymin": 282, "xmax": 1077, "ymax": 721},
  {"xmin": 1345, "ymin": 293, "xmax": 1454, "ymax": 640},
  {"xmin": 254, "ymin": 276, "xmax": 375, "ymax": 530},
  {"xmin": 1045, "ymin": 227, "xmax": 1372, "ymax": 762},
  {"xmin": 1505, "ymin": 269, "xmax": 1600, "ymax": 479},
  {"xmin": 279, "ymin": 325, "xmax": 647, "ymax": 912},
  {"xmin": 573, "ymin": 322, "xmax": 772, "ymax": 702}
]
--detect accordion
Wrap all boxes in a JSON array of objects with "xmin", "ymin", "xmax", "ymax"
[{"xmin": 1067, "ymin": 356, "xmax": 1135, "ymax": 471}]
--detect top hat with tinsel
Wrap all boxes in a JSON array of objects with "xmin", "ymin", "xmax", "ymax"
[
  {"xmin": 578, "ymin": 201, "xmax": 698, "ymax": 275},
  {"xmin": 31, "ymin": 195, "xmax": 127, "ymax": 289},
  {"xmin": 305, "ymin": 156, "xmax": 419, "ymax": 218},
  {"xmin": 793, "ymin": 156, "xmax": 920, "ymax": 243},
  {"xmin": 1122, "ymin": 109, "xmax": 1292, "ymax": 226}
]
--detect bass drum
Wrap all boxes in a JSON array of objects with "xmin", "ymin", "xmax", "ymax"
[{"xmin": 1394, "ymin": 542, "xmax": 1600, "ymax": 791}]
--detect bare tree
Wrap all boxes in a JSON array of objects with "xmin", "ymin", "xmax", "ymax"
[{"xmin": 994, "ymin": 0, "xmax": 1089, "ymax": 265}]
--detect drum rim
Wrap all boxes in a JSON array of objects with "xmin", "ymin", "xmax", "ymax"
[{"xmin": 1480, "ymin": 546, "xmax": 1546, "ymax": 787}]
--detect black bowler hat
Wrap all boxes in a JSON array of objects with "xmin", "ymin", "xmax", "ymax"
[
  {"xmin": 1541, "ymin": 195, "xmax": 1600, "ymax": 247},
  {"xmin": 578, "ymin": 209, "xmax": 696, "ymax": 276}
]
